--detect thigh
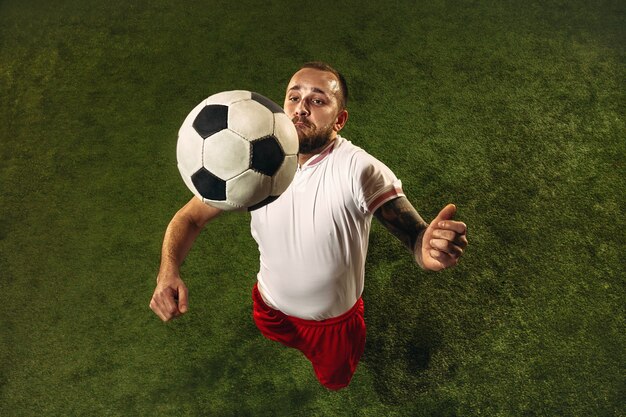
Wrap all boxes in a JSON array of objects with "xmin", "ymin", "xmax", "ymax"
[
  {"xmin": 297, "ymin": 300, "xmax": 367, "ymax": 388},
  {"xmin": 252, "ymin": 284, "xmax": 300, "ymax": 348}
]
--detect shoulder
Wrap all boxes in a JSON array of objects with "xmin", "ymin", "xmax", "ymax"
[
  {"xmin": 332, "ymin": 136, "xmax": 403, "ymax": 213},
  {"xmin": 332, "ymin": 135, "xmax": 383, "ymax": 170},
  {"xmin": 333, "ymin": 136, "xmax": 392, "ymax": 179}
]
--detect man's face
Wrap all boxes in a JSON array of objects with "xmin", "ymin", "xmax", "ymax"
[{"xmin": 284, "ymin": 68, "xmax": 347, "ymax": 154}]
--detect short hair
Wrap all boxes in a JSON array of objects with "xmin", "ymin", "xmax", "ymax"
[{"xmin": 298, "ymin": 61, "xmax": 348, "ymax": 110}]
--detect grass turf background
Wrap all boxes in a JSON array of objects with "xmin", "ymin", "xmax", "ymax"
[{"xmin": 0, "ymin": 0, "xmax": 624, "ymax": 415}]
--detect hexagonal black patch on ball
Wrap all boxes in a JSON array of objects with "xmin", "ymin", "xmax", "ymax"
[
  {"xmin": 193, "ymin": 105, "xmax": 229, "ymax": 138},
  {"xmin": 250, "ymin": 136, "xmax": 285, "ymax": 177},
  {"xmin": 251, "ymin": 92, "xmax": 284, "ymax": 114},
  {"xmin": 191, "ymin": 167, "xmax": 226, "ymax": 201}
]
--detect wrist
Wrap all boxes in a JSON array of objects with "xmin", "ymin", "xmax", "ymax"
[
  {"xmin": 157, "ymin": 262, "xmax": 180, "ymax": 283},
  {"xmin": 413, "ymin": 228, "xmax": 427, "ymax": 269}
]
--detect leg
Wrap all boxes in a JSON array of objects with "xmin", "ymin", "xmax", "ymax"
[
  {"xmin": 252, "ymin": 283, "xmax": 300, "ymax": 348},
  {"xmin": 295, "ymin": 299, "xmax": 366, "ymax": 390}
]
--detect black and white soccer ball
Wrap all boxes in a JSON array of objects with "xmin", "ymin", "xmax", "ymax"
[{"xmin": 177, "ymin": 90, "xmax": 299, "ymax": 211}]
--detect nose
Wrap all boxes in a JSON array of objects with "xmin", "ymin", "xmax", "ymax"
[{"xmin": 294, "ymin": 100, "xmax": 309, "ymax": 117}]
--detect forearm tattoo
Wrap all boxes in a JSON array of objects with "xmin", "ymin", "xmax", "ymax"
[{"xmin": 373, "ymin": 197, "xmax": 428, "ymax": 253}]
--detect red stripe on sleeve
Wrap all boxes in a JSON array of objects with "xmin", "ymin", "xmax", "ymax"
[{"xmin": 368, "ymin": 186, "xmax": 405, "ymax": 213}]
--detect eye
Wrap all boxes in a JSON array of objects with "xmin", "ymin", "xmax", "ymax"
[
  {"xmin": 312, "ymin": 99, "xmax": 324, "ymax": 105},
  {"xmin": 288, "ymin": 96, "xmax": 299, "ymax": 102}
]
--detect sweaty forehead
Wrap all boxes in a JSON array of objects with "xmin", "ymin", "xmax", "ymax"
[{"xmin": 287, "ymin": 68, "xmax": 340, "ymax": 97}]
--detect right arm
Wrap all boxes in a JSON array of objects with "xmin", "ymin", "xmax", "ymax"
[{"xmin": 149, "ymin": 197, "xmax": 222, "ymax": 322}]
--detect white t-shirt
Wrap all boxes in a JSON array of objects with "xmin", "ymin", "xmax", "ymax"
[{"xmin": 250, "ymin": 135, "xmax": 404, "ymax": 320}]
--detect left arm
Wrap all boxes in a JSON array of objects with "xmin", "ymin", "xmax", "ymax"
[
  {"xmin": 373, "ymin": 196, "xmax": 428, "ymax": 265},
  {"xmin": 374, "ymin": 197, "xmax": 468, "ymax": 271}
]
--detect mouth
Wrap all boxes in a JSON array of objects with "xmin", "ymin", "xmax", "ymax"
[{"xmin": 292, "ymin": 118, "xmax": 311, "ymax": 128}]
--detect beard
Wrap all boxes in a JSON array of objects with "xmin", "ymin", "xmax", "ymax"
[{"xmin": 293, "ymin": 117, "xmax": 334, "ymax": 154}]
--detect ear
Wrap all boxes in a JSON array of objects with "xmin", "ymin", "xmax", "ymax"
[{"xmin": 333, "ymin": 109, "xmax": 349, "ymax": 132}]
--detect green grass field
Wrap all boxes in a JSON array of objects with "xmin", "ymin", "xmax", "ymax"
[{"xmin": 1, "ymin": 0, "xmax": 624, "ymax": 415}]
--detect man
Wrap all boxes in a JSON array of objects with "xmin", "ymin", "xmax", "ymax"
[{"xmin": 150, "ymin": 62, "xmax": 468, "ymax": 390}]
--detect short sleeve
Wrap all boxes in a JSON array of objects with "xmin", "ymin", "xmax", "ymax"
[{"xmin": 350, "ymin": 150, "xmax": 405, "ymax": 214}]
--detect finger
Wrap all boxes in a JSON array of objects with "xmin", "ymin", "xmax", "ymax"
[
  {"xmin": 455, "ymin": 234, "xmax": 469, "ymax": 249},
  {"xmin": 149, "ymin": 298, "xmax": 159, "ymax": 317},
  {"xmin": 158, "ymin": 288, "xmax": 178, "ymax": 318},
  {"xmin": 431, "ymin": 229, "xmax": 456, "ymax": 241},
  {"xmin": 155, "ymin": 295, "xmax": 173, "ymax": 321},
  {"xmin": 430, "ymin": 238, "xmax": 464, "ymax": 257},
  {"xmin": 431, "ymin": 229, "xmax": 468, "ymax": 249},
  {"xmin": 150, "ymin": 297, "xmax": 171, "ymax": 322},
  {"xmin": 437, "ymin": 220, "xmax": 467, "ymax": 235},
  {"xmin": 429, "ymin": 249, "xmax": 459, "ymax": 268},
  {"xmin": 429, "ymin": 249, "xmax": 447, "ymax": 261},
  {"xmin": 157, "ymin": 307, "xmax": 171, "ymax": 322},
  {"xmin": 154, "ymin": 288, "xmax": 178, "ymax": 321},
  {"xmin": 431, "ymin": 204, "xmax": 457, "ymax": 225},
  {"xmin": 425, "ymin": 249, "xmax": 445, "ymax": 271},
  {"xmin": 177, "ymin": 284, "xmax": 189, "ymax": 314}
]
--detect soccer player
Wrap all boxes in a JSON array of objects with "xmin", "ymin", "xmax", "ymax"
[{"xmin": 150, "ymin": 62, "xmax": 468, "ymax": 390}]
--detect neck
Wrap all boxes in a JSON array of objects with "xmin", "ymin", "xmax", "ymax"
[{"xmin": 298, "ymin": 137, "xmax": 337, "ymax": 166}]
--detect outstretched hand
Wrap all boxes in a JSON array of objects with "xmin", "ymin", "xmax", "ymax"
[{"xmin": 418, "ymin": 204, "xmax": 468, "ymax": 271}]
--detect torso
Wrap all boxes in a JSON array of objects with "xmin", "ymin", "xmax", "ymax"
[{"xmin": 250, "ymin": 135, "xmax": 403, "ymax": 320}]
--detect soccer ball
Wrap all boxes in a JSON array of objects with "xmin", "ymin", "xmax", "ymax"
[{"xmin": 176, "ymin": 90, "xmax": 299, "ymax": 211}]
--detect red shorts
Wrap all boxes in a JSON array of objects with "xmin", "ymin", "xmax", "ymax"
[{"xmin": 252, "ymin": 283, "xmax": 366, "ymax": 390}]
